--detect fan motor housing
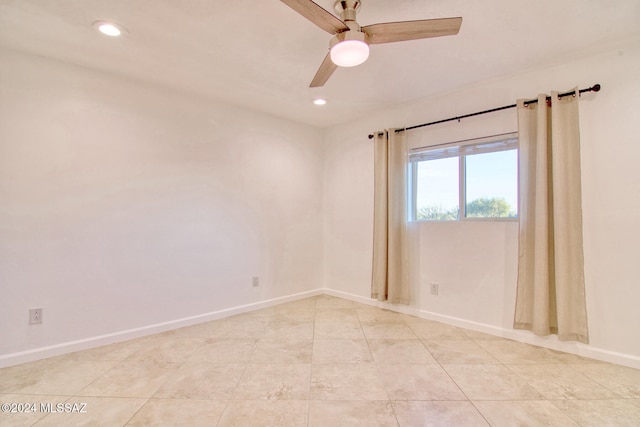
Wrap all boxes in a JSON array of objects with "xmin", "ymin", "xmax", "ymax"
[{"xmin": 329, "ymin": 29, "xmax": 368, "ymax": 49}]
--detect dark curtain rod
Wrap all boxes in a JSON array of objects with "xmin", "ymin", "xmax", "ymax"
[{"xmin": 368, "ymin": 84, "xmax": 601, "ymax": 139}]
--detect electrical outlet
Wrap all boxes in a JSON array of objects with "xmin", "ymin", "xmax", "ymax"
[
  {"xmin": 252, "ymin": 276, "xmax": 260, "ymax": 287},
  {"xmin": 29, "ymin": 308, "xmax": 43, "ymax": 324},
  {"xmin": 430, "ymin": 283, "xmax": 439, "ymax": 296}
]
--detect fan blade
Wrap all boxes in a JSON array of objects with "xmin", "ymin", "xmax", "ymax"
[
  {"xmin": 281, "ymin": 0, "xmax": 349, "ymax": 35},
  {"xmin": 362, "ymin": 17, "xmax": 462, "ymax": 44},
  {"xmin": 310, "ymin": 52, "xmax": 338, "ymax": 87}
]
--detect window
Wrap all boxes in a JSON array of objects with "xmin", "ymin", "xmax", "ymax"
[{"xmin": 409, "ymin": 132, "xmax": 518, "ymax": 221}]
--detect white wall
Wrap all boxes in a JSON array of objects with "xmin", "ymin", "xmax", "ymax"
[
  {"xmin": 323, "ymin": 38, "xmax": 640, "ymax": 366},
  {"xmin": 3, "ymin": 38, "xmax": 640, "ymax": 368},
  {"xmin": 0, "ymin": 48, "xmax": 324, "ymax": 362}
]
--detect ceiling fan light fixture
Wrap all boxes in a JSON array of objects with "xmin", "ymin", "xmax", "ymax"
[
  {"xmin": 280, "ymin": 0, "xmax": 462, "ymax": 87},
  {"xmin": 330, "ymin": 39, "xmax": 369, "ymax": 67}
]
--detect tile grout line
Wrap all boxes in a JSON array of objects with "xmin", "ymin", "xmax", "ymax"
[{"xmin": 363, "ymin": 315, "xmax": 400, "ymax": 426}]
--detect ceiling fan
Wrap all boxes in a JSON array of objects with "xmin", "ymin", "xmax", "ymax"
[{"xmin": 280, "ymin": 0, "xmax": 463, "ymax": 87}]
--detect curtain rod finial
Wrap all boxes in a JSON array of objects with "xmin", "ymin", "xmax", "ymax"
[
  {"xmin": 592, "ymin": 83, "xmax": 601, "ymax": 92},
  {"xmin": 368, "ymin": 134, "xmax": 374, "ymax": 139}
]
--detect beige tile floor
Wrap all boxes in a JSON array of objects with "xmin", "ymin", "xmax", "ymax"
[{"xmin": 1, "ymin": 295, "xmax": 640, "ymax": 426}]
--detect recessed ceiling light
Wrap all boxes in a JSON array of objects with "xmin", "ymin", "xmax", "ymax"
[
  {"xmin": 313, "ymin": 99, "xmax": 327, "ymax": 106},
  {"xmin": 93, "ymin": 21, "xmax": 126, "ymax": 37}
]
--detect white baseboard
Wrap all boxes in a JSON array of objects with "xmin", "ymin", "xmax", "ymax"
[
  {"xmin": 323, "ymin": 288, "xmax": 640, "ymax": 370},
  {"xmin": 322, "ymin": 288, "xmax": 421, "ymax": 317},
  {"xmin": 0, "ymin": 289, "xmax": 323, "ymax": 368},
  {"xmin": 3, "ymin": 287, "xmax": 639, "ymax": 370},
  {"xmin": 416, "ymin": 308, "xmax": 640, "ymax": 370}
]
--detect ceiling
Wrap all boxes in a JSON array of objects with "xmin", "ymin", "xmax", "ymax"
[{"xmin": 1, "ymin": 0, "xmax": 639, "ymax": 128}]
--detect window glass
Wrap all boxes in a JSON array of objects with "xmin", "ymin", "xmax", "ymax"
[
  {"xmin": 415, "ymin": 157, "xmax": 459, "ymax": 221},
  {"xmin": 409, "ymin": 133, "xmax": 518, "ymax": 222},
  {"xmin": 465, "ymin": 150, "xmax": 518, "ymax": 218}
]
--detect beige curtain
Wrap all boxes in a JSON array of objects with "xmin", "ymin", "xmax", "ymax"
[
  {"xmin": 514, "ymin": 88, "xmax": 589, "ymax": 343},
  {"xmin": 372, "ymin": 129, "xmax": 411, "ymax": 304}
]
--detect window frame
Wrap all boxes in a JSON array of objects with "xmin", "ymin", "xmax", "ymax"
[{"xmin": 408, "ymin": 132, "xmax": 519, "ymax": 222}]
